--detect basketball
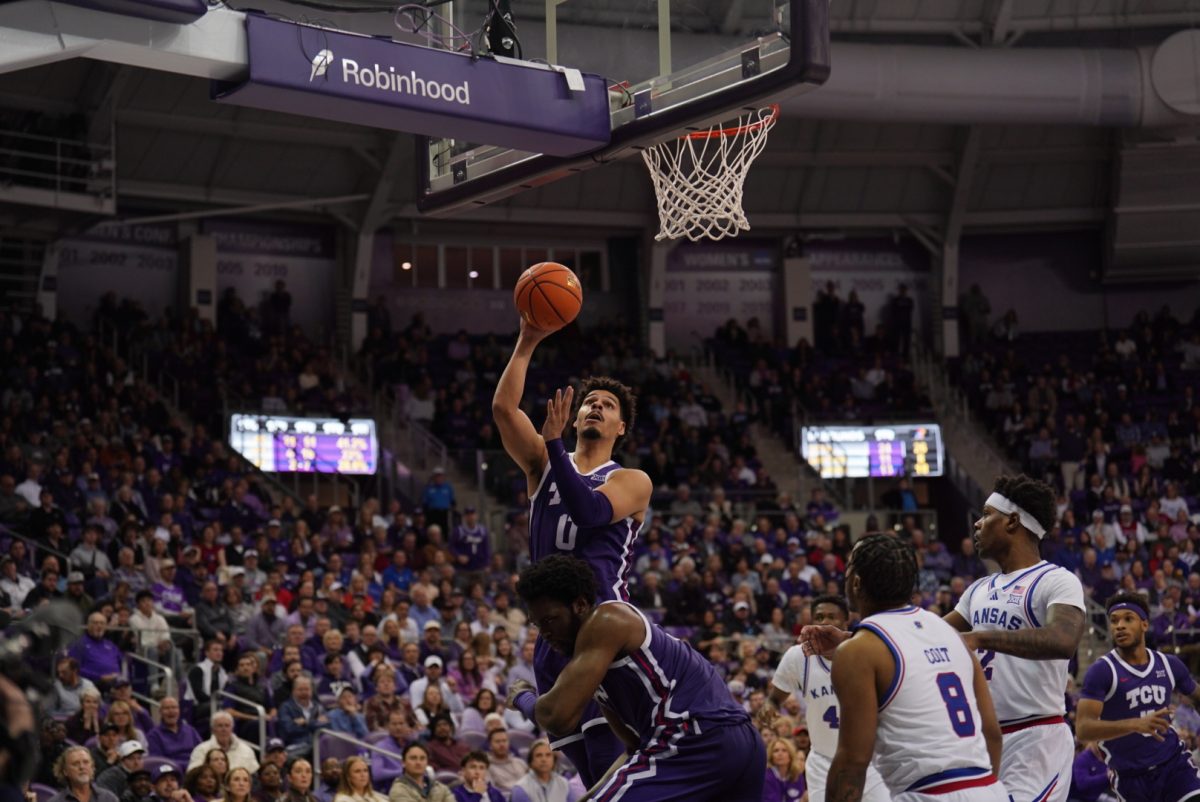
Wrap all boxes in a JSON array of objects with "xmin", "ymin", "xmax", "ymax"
[{"xmin": 513, "ymin": 262, "xmax": 583, "ymax": 331}]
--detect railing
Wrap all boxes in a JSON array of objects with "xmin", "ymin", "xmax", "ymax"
[
  {"xmin": 3, "ymin": 527, "xmax": 70, "ymax": 561},
  {"xmin": 311, "ymin": 728, "xmax": 404, "ymax": 770},
  {"xmin": 215, "ymin": 689, "xmax": 269, "ymax": 756},
  {"xmin": 123, "ymin": 652, "xmax": 177, "ymax": 716},
  {"xmin": 109, "ymin": 624, "xmax": 204, "ymax": 666},
  {"xmin": 0, "ymin": 126, "xmax": 116, "ymax": 207}
]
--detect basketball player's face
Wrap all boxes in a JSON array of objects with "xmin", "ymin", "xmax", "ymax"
[
  {"xmin": 528, "ymin": 597, "xmax": 586, "ymax": 655},
  {"xmin": 576, "ymin": 391, "xmax": 624, "ymax": 443},
  {"xmin": 972, "ymin": 505, "xmax": 1011, "ymax": 559},
  {"xmin": 1108, "ymin": 609, "xmax": 1147, "ymax": 650},
  {"xmin": 812, "ymin": 602, "xmax": 848, "ymax": 631}
]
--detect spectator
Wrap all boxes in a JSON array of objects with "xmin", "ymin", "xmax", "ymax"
[
  {"xmin": 386, "ymin": 743, "xmax": 452, "ymax": 802},
  {"xmin": 363, "ymin": 665, "xmax": 409, "ymax": 731},
  {"xmin": 314, "ymin": 759, "xmax": 342, "ymax": 802},
  {"xmin": 188, "ymin": 712, "xmax": 260, "ymax": 774},
  {"xmin": 96, "ymin": 741, "xmax": 146, "ymax": 799},
  {"xmin": 185, "ymin": 763, "xmax": 221, "ymax": 802},
  {"xmin": 63, "ymin": 571, "xmax": 95, "ymax": 616},
  {"xmin": 371, "ymin": 710, "xmax": 414, "ymax": 789},
  {"xmin": 452, "ymin": 752, "xmax": 503, "ymax": 802},
  {"xmin": 333, "ymin": 756, "xmax": 387, "ymax": 802},
  {"xmin": 509, "ymin": 740, "xmax": 576, "ymax": 802},
  {"xmin": 49, "ymin": 746, "xmax": 120, "ymax": 802},
  {"xmin": 225, "ymin": 653, "xmax": 273, "ymax": 743},
  {"xmin": 408, "ymin": 656, "xmax": 463, "ymax": 715},
  {"xmin": 283, "ymin": 760, "xmax": 319, "ymax": 802},
  {"xmin": 762, "ymin": 738, "xmax": 806, "ymax": 802},
  {"xmin": 0, "ymin": 555, "xmax": 34, "ymax": 608},
  {"xmin": 450, "ymin": 508, "xmax": 490, "ymax": 574},
  {"xmin": 37, "ymin": 718, "xmax": 72, "ymax": 788},
  {"xmin": 106, "ymin": 701, "xmax": 147, "ymax": 748},
  {"xmin": 148, "ymin": 696, "xmax": 202, "ymax": 766},
  {"xmin": 425, "ymin": 715, "xmax": 470, "ymax": 773},
  {"xmin": 91, "ymin": 723, "xmax": 124, "ymax": 776},
  {"xmin": 66, "ymin": 687, "xmax": 105, "ymax": 744},
  {"xmin": 277, "ymin": 675, "xmax": 329, "ymax": 758},
  {"xmin": 420, "ymin": 469, "xmax": 455, "ymax": 532},
  {"xmin": 68, "ymin": 612, "xmax": 123, "ymax": 688},
  {"xmin": 187, "ymin": 640, "xmax": 228, "ymax": 737},
  {"xmin": 219, "ymin": 767, "xmax": 255, "ymax": 802},
  {"xmin": 70, "ymin": 524, "xmax": 114, "ymax": 582},
  {"xmin": 50, "ymin": 656, "xmax": 97, "ymax": 716},
  {"xmin": 245, "ymin": 595, "xmax": 288, "ymax": 653},
  {"xmin": 328, "ymin": 686, "xmax": 369, "ymax": 739},
  {"xmin": 484, "ymin": 730, "xmax": 526, "ymax": 796},
  {"xmin": 121, "ymin": 768, "xmax": 154, "ymax": 802}
]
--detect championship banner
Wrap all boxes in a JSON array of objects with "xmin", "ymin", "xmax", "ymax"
[
  {"xmin": 662, "ymin": 239, "xmax": 780, "ymax": 350},
  {"xmin": 56, "ymin": 221, "xmax": 179, "ymax": 326}
]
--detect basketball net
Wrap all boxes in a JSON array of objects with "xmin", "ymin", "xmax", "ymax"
[{"xmin": 642, "ymin": 104, "xmax": 779, "ymax": 242}]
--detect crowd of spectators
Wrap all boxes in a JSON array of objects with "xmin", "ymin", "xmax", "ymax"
[{"xmin": 17, "ymin": 291, "xmax": 1200, "ymax": 802}]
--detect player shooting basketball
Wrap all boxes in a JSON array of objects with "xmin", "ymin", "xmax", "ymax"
[{"xmin": 493, "ymin": 308, "xmax": 652, "ymax": 788}]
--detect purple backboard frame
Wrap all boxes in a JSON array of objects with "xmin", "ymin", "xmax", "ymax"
[
  {"xmin": 13, "ymin": 0, "xmax": 208, "ymax": 23},
  {"xmin": 416, "ymin": 0, "xmax": 830, "ymax": 216},
  {"xmin": 213, "ymin": 14, "xmax": 612, "ymax": 158}
]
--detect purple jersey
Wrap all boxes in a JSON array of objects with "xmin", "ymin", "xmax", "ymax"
[
  {"xmin": 1080, "ymin": 649, "xmax": 1197, "ymax": 772},
  {"xmin": 595, "ymin": 601, "xmax": 748, "ymax": 749},
  {"xmin": 530, "ymin": 456, "xmax": 640, "ymax": 602}
]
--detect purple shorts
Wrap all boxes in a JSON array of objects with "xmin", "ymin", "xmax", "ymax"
[{"xmin": 1111, "ymin": 745, "xmax": 1200, "ymax": 802}]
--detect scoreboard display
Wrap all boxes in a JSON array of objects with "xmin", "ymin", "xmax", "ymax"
[
  {"xmin": 800, "ymin": 424, "xmax": 944, "ymax": 479},
  {"xmin": 229, "ymin": 414, "xmax": 378, "ymax": 475}
]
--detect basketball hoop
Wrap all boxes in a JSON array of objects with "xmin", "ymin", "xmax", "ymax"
[{"xmin": 642, "ymin": 104, "xmax": 779, "ymax": 242}]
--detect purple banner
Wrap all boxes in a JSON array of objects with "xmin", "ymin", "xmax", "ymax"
[
  {"xmin": 214, "ymin": 14, "xmax": 612, "ymax": 157},
  {"xmin": 33, "ymin": 0, "xmax": 206, "ymax": 23},
  {"xmin": 666, "ymin": 239, "xmax": 780, "ymax": 273}
]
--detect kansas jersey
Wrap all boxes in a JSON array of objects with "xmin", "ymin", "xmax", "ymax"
[
  {"xmin": 953, "ymin": 561, "xmax": 1085, "ymax": 725},
  {"xmin": 772, "ymin": 646, "xmax": 841, "ymax": 758},
  {"xmin": 1080, "ymin": 649, "xmax": 1198, "ymax": 772},
  {"xmin": 530, "ymin": 455, "xmax": 641, "ymax": 602},
  {"xmin": 858, "ymin": 606, "xmax": 997, "ymax": 797},
  {"xmin": 596, "ymin": 601, "xmax": 748, "ymax": 748}
]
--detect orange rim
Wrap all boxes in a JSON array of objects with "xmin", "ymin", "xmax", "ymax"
[{"xmin": 679, "ymin": 104, "xmax": 780, "ymax": 141}]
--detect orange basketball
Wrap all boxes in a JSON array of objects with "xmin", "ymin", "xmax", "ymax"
[{"xmin": 513, "ymin": 262, "xmax": 583, "ymax": 331}]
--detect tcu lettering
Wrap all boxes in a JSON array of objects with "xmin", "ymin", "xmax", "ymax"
[
  {"xmin": 1125, "ymin": 685, "xmax": 1167, "ymax": 708},
  {"xmin": 971, "ymin": 607, "xmax": 1025, "ymax": 630}
]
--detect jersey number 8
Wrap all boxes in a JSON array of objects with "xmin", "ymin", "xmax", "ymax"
[{"xmin": 936, "ymin": 672, "xmax": 976, "ymax": 738}]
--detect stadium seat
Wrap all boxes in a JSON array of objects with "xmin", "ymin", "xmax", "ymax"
[
  {"xmin": 459, "ymin": 730, "xmax": 487, "ymax": 750},
  {"xmin": 507, "ymin": 730, "xmax": 536, "ymax": 755},
  {"xmin": 317, "ymin": 731, "xmax": 365, "ymax": 762},
  {"xmin": 30, "ymin": 784, "xmax": 56, "ymax": 802}
]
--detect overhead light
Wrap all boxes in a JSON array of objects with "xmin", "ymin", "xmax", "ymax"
[
  {"xmin": 468, "ymin": 270, "xmax": 479, "ymax": 279},
  {"xmin": 401, "ymin": 261, "xmax": 412, "ymax": 271}
]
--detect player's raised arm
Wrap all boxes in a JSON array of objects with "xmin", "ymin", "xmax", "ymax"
[
  {"xmin": 826, "ymin": 633, "xmax": 883, "ymax": 802},
  {"xmin": 962, "ymin": 603, "xmax": 1084, "ymax": 660},
  {"xmin": 493, "ymin": 319, "xmax": 552, "ymax": 478},
  {"xmin": 541, "ymin": 387, "xmax": 651, "ymax": 525},
  {"xmin": 1075, "ymin": 699, "xmax": 1171, "ymax": 743}
]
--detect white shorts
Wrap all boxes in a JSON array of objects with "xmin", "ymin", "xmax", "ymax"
[
  {"xmin": 891, "ymin": 782, "xmax": 1009, "ymax": 802},
  {"xmin": 998, "ymin": 720, "xmax": 1073, "ymax": 802},
  {"xmin": 806, "ymin": 750, "xmax": 893, "ymax": 802}
]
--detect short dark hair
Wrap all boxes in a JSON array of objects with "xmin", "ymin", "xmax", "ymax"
[
  {"xmin": 810, "ymin": 594, "xmax": 849, "ymax": 618},
  {"xmin": 402, "ymin": 742, "xmax": 428, "ymax": 760},
  {"xmin": 849, "ymin": 533, "xmax": 916, "ymax": 607},
  {"xmin": 461, "ymin": 750, "xmax": 489, "ymax": 768},
  {"xmin": 1105, "ymin": 591, "xmax": 1150, "ymax": 619},
  {"xmin": 992, "ymin": 474, "xmax": 1056, "ymax": 535},
  {"xmin": 135, "ymin": 590, "xmax": 154, "ymax": 603},
  {"xmin": 576, "ymin": 376, "xmax": 637, "ymax": 449},
  {"xmin": 517, "ymin": 554, "xmax": 597, "ymax": 607}
]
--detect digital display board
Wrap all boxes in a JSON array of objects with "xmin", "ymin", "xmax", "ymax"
[
  {"xmin": 229, "ymin": 414, "xmax": 377, "ymax": 474},
  {"xmin": 800, "ymin": 424, "xmax": 944, "ymax": 479}
]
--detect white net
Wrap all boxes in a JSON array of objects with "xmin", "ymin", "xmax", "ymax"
[{"xmin": 642, "ymin": 105, "xmax": 778, "ymax": 241}]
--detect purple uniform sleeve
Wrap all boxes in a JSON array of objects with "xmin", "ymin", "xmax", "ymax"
[
  {"xmin": 1167, "ymin": 654, "xmax": 1197, "ymax": 696},
  {"xmin": 1079, "ymin": 658, "xmax": 1114, "ymax": 702},
  {"xmin": 545, "ymin": 439, "xmax": 614, "ymax": 527}
]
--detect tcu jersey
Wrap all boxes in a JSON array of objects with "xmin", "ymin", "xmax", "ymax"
[
  {"xmin": 595, "ymin": 601, "xmax": 749, "ymax": 747},
  {"xmin": 858, "ymin": 606, "xmax": 997, "ymax": 797},
  {"xmin": 530, "ymin": 455, "xmax": 641, "ymax": 602},
  {"xmin": 1080, "ymin": 649, "xmax": 1198, "ymax": 773},
  {"xmin": 954, "ymin": 561, "xmax": 1085, "ymax": 725}
]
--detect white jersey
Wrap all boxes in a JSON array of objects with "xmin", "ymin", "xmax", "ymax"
[
  {"xmin": 859, "ymin": 606, "xmax": 996, "ymax": 797},
  {"xmin": 953, "ymin": 561, "xmax": 1085, "ymax": 726},
  {"xmin": 772, "ymin": 646, "xmax": 839, "ymax": 758}
]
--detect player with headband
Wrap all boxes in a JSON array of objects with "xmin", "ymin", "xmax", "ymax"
[
  {"xmin": 1075, "ymin": 591, "xmax": 1200, "ymax": 802},
  {"xmin": 942, "ymin": 474, "xmax": 1085, "ymax": 802}
]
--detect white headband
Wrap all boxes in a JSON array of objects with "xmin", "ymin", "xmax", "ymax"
[{"xmin": 985, "ymin": 492, "xmax": 1047, "ymax": 539}]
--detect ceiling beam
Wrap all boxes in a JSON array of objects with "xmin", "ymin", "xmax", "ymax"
[{"xmin": 116, "ymin": 109, "xmax": 383, "ymax": 150}]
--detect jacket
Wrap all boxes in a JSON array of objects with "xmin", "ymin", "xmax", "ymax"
[{"xmin": 387, "ymin": 776, "xmax": 453, "ymax": 802}]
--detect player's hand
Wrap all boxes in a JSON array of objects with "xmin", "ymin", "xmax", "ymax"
[
  {"xmin": 507, "ymin": 679, "xmax": 536, "ymax": 709},
  {"xmin": 541, "ymin": 386, "xmax": 575, "ymax": 441},
  {"xmin": 1131, "ymin": 709, "xmax": 1173, "ymax": 740},
  {"xmin": 799, "ymin": 625, "xmax": 851, "ymax": 658},
  {"xmin": 518, "ymin": 317, "xmax": 553, "ymax": 346}
]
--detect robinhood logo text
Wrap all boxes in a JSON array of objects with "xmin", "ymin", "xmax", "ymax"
[{"xmin": 341, "ymin": 59, "xmax": 470, "ymax": 105}]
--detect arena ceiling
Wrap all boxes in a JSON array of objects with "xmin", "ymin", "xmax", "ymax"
[{"xmin": 0, "ymin": 0, "xmax": 1196, "ymax": 242}]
